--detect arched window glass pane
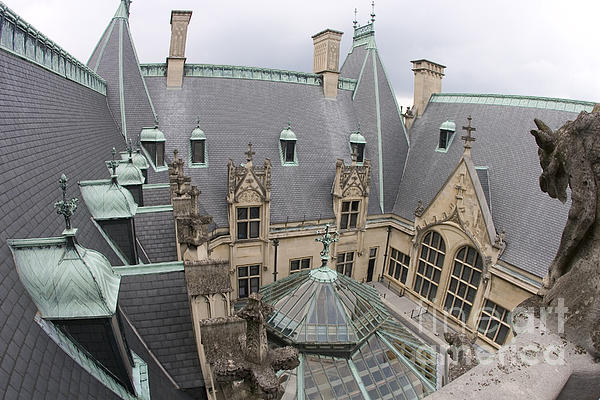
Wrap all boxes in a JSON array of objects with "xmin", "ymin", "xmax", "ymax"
[
  {"xmin": 413, "ymin": 231, "xmax": 445, "ymax": 301},
  {"xmin": 443, "ymin": 245, "xmax": 483, "ymax": 322}
]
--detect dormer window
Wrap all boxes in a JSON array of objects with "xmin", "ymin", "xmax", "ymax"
[
  {"xmin": 437, "ymin": 120, "xmax": 456, "ymax": 152},
  {"xmin": 190, "ymin": 122, "xmax": 207, "ymax": 166},
  {"xmin": 349, "ymin": 127, "xmax": 366, "ymax": 164},
  {"xmin": 279, "ymin": 123, "xmax": 297, "ymax": 165},
  {"xmin": 140, "ymin": 124, "xmax": 166, "ymax": 168}
]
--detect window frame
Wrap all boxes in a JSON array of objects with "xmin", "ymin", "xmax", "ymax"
[
  {"xmin": 289, "ymin": 257, "xmax": 312, "ymax": 273},
  {"xmin": 237, "ymin": 264, "xmax": 261, "ymax": 298},
  {"xmin": 190, "ymin": 138, "xmax": 207, "ymax": 167},
  {"xmin": 435, "ymin": 129, "xmax": 455, "ymax": 153},
  {"xmin": 386, "ymin": 247, "xmax": 411, "ymax": 284},
  {"xmin": 236, "ymin": 206, "xmax": 261, "ymax": 240},
  {"xmin": 340, "ymin": 200, "xmax": 360, "ymax": 230},
  {"xmin": 477, "ymin": 299, "xmax": 511, "ymax": 346},
  {"xmin": 443, "ymin": 246, "xmax": 483, "ymax": 323},
  {"xmin": 413, "ymin": 231, "xmax": 446, "ymax": 302},
  {"xmin": 279, "ymin": 139, "xmax": 298, "ymax": 166},
  {"xmin": 336, "ymin": 251, "xmax": 354, "ymax": 277}
]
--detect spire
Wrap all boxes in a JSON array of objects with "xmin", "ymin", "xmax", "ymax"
[
  {"xmin": 461, "ymin": 116, "xmax": 477, "ymax": 152},
  {"xmin": 315, "ymin": 224, "xmax": 339, "ymax": 267},
  {"xmin": 114, "ymin": 0, "xmax": 131, "ymax": 19},
  {"xmin": 54, "ymin": 174, "xmax": 79, "ymax": 231}
]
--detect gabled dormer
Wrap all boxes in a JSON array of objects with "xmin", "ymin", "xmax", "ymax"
[
  {"xmin": 227, "ymin": 143, "xmax": 271, "ymax": 242},
  {"xmin": 332, "ymin": 158, "xmax": 371, "ymax": 232}
]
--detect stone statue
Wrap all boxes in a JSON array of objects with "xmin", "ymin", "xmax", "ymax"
[
  {"xmin": 530, "ymin": 109, "xmax": 600, "ymax": 358},
  {"xmin": 444, "ymin": 332, "xmax": 479, "ymax": 382}
]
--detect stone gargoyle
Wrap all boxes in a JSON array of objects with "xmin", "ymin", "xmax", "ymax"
[
  {"xmin": 444, "ymin": 331, "xmax": 479, "ymax": 382},
  {"xmin": 530, "ymin": 108, "xmax": 600, "ymax": 358}
]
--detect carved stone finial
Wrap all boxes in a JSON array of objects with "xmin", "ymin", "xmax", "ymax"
[
  {"xmin": 414, "ymin": 200, "xmax": 425, "ymax": 217},
  {"xmin": 54, "ymin": 174, "xmax": 78, "ymax": 230},
  {"xmin": 461, "ymin": 115, "xmax": 477, "ymax": 150},
  {"xmin": 315, "ymin": 224, "xmax": 339, "ymax": 265},
  {"xmin": 245, "ymin": 142, "xmax": 255, "ymax": 163}
]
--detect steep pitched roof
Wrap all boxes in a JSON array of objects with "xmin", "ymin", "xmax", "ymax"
[
  {"xmin": 394, "ymin": 94, "xmax": 593, "ymax": 277},
  {"xmin": 88, "ymin": 0, "xmax": 156, "ymax": 143}
]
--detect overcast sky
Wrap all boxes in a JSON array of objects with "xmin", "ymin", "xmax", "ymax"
[{"xmin": 8, "ymin": 0, "xmax": 600, "ymax": 107}]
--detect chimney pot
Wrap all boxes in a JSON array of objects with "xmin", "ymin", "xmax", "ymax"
[
  {"xmin": 410, "ymin": 59, "xmax": 445, "ymax": 120},
  {"xmin": 167, "ymin": 10, "xmax": 192, "ymax": 88},
  {"xmin": 312, "ymin": 29, "xmax": 343, "ymax": 99}
]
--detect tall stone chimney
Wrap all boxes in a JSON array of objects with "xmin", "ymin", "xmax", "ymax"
[
  {"xmin": 411, "ymin": 59, "xmax": 445, "ymax": 117},
  {"xmin": 312, "ymin": 29, "xmax": 343, "ymax": 99},
  {"xmin": 167, "ymin": 10, "xmax": 192, "ymax": 88}
]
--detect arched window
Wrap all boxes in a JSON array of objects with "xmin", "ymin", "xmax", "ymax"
[
  {"xmin": 414, "ymin": 231, "xmax": 445, "ymax": 301},
  {"xmin": 443, "ymin": 246, "xmax": 483, "ymax": 322}
]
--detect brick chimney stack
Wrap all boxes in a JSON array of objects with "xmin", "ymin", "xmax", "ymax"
[
  {"xmin": 167, "ymin": 10, "xmax": 192, "ymax": 88},
  {"xmin": 312, "ymin": 29, "xmax": 343, "ymax": 99},
  {"xmin": 410, "ymin": 59, "xmax": 445, "ymax": 118}
]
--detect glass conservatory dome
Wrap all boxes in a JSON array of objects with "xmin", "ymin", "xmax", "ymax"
[{"xmin": 258, "ymin": 226, "xmax": 439, "ymax": 400}]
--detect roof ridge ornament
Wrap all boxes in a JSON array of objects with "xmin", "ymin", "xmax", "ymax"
[
  {"xmin": 108, "ymin": 147, "xmax": 119, "ymax": 181},
  {"xmin": 370, "ymin": 1, "xmax": 376, "ymax": 23},
  {"xmin": 54, "ymin": 174, "xmax": 78, "ymax": 230},
  {"xmin": 245, "ymin": 142, "xmax": 255, "ymax": 163},
  {"xmin": 315, "ymin": 224, "xmax": 339, "ymax": 266},
  {"xmin": 461, "ymin": 115, "xmax": 476, "ymax": 151},
  {"xmin": 126, "ymin": 139, "xmax": 133, "ymax": 162},
  {"xmin": 353, "ymin": 8, "xmax": 358, "ymax": 28}
]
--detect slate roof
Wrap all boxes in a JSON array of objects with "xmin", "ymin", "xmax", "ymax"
[
  {"xmin": 119, "ymin": 271, "xmax": 205, "ymax": 390},
  {"xmin": 394, "ymin": 95, "xmax": 585, "ymax": 277},
  {"xmin": 88, "ymin": 3, "xmax": 156, "ymax": 144},
  {"xmin": 135, "ymin": 210, "xmax": 178, "ymax": 263},
  {"xmin": 142, "ymin": 32, "xmax": 407, "ymax": 225},
  {"xmin": 142, "ymin": 185, "xmax": 171, "ymax": 206}
]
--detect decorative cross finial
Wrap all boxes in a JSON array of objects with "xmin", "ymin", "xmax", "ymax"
[
  {"xmin": 245, "ymin": 142, "xmax": 255, "ymax": 163},
  {"xmin": 370, "ymin": 1, "xmax": 376, "ymax": 23},
  {"xmin": 126, "ymin": 139, "xmax": 133, "ymax": 160},
  {"xmin": 54, "ymin": 174, "xmax": 78, "ymax": 230},
  {"xmin": 287, "ymin": 121, "xmax": 292, "ymax": 130},
  {"xmin": 196, "ymin": 116, "xmax": 201, "ymax": 127},
  {"xmin": 154, "ymin": 115, "xmax": 159, "ymax": 128},
  {"xmin": 315, "ymin": 224, "xmax": 339, "ymax": 264},
  {"xmin": 353, "ymin": 8, "xmax": 358, "ymax": 28},
  {"xmin": 136, "ymin": 136, "xmax": 142, "ymax": 153},
  {"xmin": 108, "ymin": 147, "xmax": 119, "ymax": 177},
  {"xmin": 461, "ymin": 115, "xmax": 477, "ymax": 149}
]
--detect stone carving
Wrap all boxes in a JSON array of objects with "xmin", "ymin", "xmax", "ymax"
[
  {"xmin": 414, "ymin": 200, "xmax": 425, "ymax": 217},
  {"xmin": 227, "ymin": 154, "xmax": 272, "ymax": 205},
  {"xmin": 206, "ymin": 293, "xmax": 299, "ymax": 399},
  {"xmin": 338, "ymin": 160, "xmax": 371, "ymax": 198},
  {"xmin": 531, "ymin": 110, "xmax": 600, "ymax": 358},
  {"xmin": 444, "ymin": 332, "xmax": 479, "ymax": 382}
]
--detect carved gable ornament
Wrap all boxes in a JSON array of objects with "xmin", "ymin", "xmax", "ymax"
[
  {"xmin": 413, "ymin": 156, "xmax": 504, "ymax": 261},
  {"xmin": 227, "ymin": 158, "xmax": 272, "ymax": 204},
  {"xmin": 334, "ymin": 159, "xmax": 371, "ymax": 198}
]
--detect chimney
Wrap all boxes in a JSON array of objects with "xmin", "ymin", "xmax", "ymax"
[
  {"xmin": 167, "ymin": 10, "xmax": 192, "ymax": 88},
  {"xmin": 312, "ymin": 29, "xmax": 343, "ymax": 99},
  {"xmin": 410, "ymin": 59, "xmax": 445, "ymax": 117}
]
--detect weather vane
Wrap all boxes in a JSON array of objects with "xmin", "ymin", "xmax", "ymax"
[
  {"xmin": 54, "ymin": 174, "xmax": 78, "ymax": 230},
  {"xmin": 315, "ymin": 224, "xmax": 339, "ymax": 263}
]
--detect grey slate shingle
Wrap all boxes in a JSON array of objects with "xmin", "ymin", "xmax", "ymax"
[
  {"xmin": 394, "ymin": 101, "xmax": 576, "ymax": 277},
  {"xmin": 135, "ymin": 210, "xmax": 178, "ymax": 263}
]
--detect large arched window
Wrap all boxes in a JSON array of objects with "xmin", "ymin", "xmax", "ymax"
[
  {"xmin": 443, "ymin": 246, "xmax": 483, "ymax": 322},
  {"xmin": 414, "ymin": 231, "xmax": 445, "ymax": 301}
]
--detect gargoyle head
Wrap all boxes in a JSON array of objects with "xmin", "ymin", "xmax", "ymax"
[{"xmin": 530, "ymin": 118, "xmax": 568, "ymax": 203}]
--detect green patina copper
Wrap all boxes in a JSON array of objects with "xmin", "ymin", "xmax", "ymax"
[
  {"xmin": 279, "ymin": 122, "xmax": 297, "ymax": 141},
  {"xmin": 139, "ymin": 125, "xmax": 165, "ymax": 142},
  {"xmin": 315, "ymin": 224, "xmax": 339, "ymax": 264},
  {"xmin": 79, "ymin": 179, "xmax": 138, "ymax": 220},
  {"xmin": 135, "ymin": 204, "xmax": 173, "ymax": 214},
  {"xmin": 0, "ymin": 4, "xmax": 106, "ymax": 94},
  {"xmin": 113, "ymin": 0, "xmax": 130, "ymax": 19},
  {"xmin": 113, "ymin": 160, "xmax": 145, "ymax": 186},
  {"xmin": 190, "ymin": 119, "xmax": 207, "ymax": 140},
  {"xmin": 113, "ymin": 261, "xmax": 184, "ymax": 276},
  {"xmin": 120, "ymin": 150, "xmax": 150, "ymax": 171},
  {"xmin": 35, "ymin": 315, "xmax": 149, "ymax": 400},
  {"xmin": 54, "ymin": 174, "xmax": 79, "ymax": 230},
  {"xmin": 430, "ymin": 93, "xmax": 596, "ymax": 112},
  {"xmin": 349, "ymin": 125, "xmax": 366, "ymax": 145},
  {"xmin": 8, "ymin": 232, "xmax": 121, "ymax": 319},
  {"xmin": 440, "ymin": 120, "xmax": 456, "ymax": 131},
  {"xmin": 140, "ymin": 63, "xmax": 357, "ymax": 91}
]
